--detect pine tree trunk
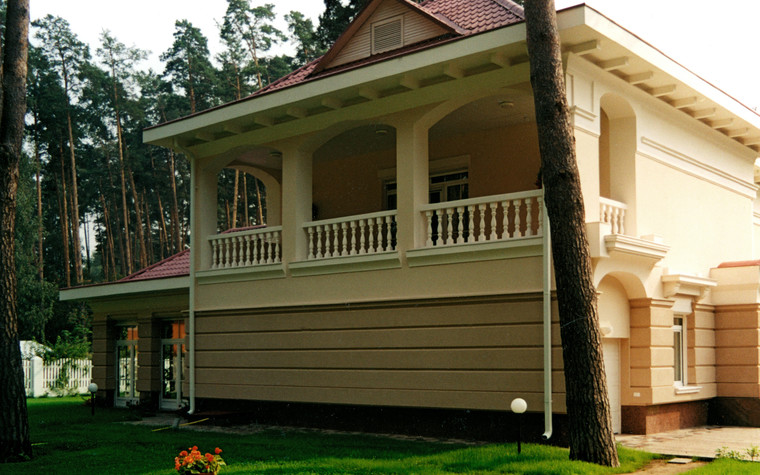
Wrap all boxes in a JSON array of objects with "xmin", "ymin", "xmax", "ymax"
[
  {"xmin": 169, "ymin": 150, "xmax": 182, "ymax": 253},
  {"xmin": 156, "ymin": 192, "xmax": 168, "ymax": 260},
  {"xmin": 243, "ymin": 174, "xmax": 249, "ymax": 226},
  {"xmin": 65, "ymin": 109, "xmax": 83, "ymax": 284},
  {"xmin": 232, "ymin": 170, "xmax": 239, "ymax": 228},
  {"xmin": 142, "ymin": 190, "xmax": 154, "ymax": 265},
  {"xmin": 126, "ymin": 166, "xmax": 147, "ymax": 269},
  {"xmin": 524, "ymin": 0, "xmax": 619, "ymax": 466},
  {"xmin": 34, "ymin": 132, "xmax": 43, "ymax": 281},
  {"xmin": 254, "ymin": 177, "xmax": 264, "ymax": 225},
  {"xmin": 59, "ymin": 149, "xmax": 71, "ymax": 288},
  {"xmin": 0, "ymin": 0, "xmax": 32, "ymax": 462}
]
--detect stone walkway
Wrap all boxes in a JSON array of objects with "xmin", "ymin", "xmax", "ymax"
[{"xmin": 617, "ymin": 425, "xmax": 760, "ymax": 460}]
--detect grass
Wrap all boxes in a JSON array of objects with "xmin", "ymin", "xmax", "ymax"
[{"xmin": 8, "ymin": 397, "xmax": 661, "ymax": 474}]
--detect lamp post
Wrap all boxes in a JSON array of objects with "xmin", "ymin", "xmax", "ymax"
[
  {"xmin": 511, "ymin": 398, "xmax": 527, "ymax": 454},
  {"xmin": 88, "ymin": 382, "xmax": 99, "ymax": 416}
]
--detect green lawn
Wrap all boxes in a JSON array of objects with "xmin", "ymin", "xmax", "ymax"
[{"xmin": 7, "ymin": 397, "xmax": 670, "ymax": 474}]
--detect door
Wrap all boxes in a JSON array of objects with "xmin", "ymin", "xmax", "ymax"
[
  {"xmin": 603, "ymin": 339, "xmax": 621, "ymax": 433},
  {"xmin": 115, "ymin": 325, "xmax": 139, "ymax": 406},
  {"xmin": 160, "ymin": 320, "xmax": 186, "ymax": 410}
]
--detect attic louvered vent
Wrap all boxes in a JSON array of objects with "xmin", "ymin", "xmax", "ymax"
[{"xmin": 372, "ymin": 16, "xmax": 403, "ymax": 54}]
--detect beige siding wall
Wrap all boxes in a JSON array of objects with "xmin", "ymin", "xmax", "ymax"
[
  {"xmin": 331, "ymin": 1, "xmax": 448, "ymax": 68},
  {"xmin": 193, "ymin": 295, "xmax": 565, "ymax": 412},
  {"xmin": 693, "ymin": 305, "xmax": 716, "ymax": 392}
]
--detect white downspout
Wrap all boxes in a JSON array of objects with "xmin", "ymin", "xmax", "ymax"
[{"xmin": 542, "ymin": 193, "xmax": 553, "ymax": 440}]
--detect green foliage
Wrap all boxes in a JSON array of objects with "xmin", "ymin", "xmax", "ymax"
[
  {"xmin": 10, "ymin": 398, "xmax": 656, "ymax": 474},
  {"xmin": 285, "ymin": 11, "xmax": 323, "ymax": 67},
  {"xmin": 715, "ymin": 444, "xmax": 760, "ymax": 462},
  {"xmin": 41, "ymin": 327, "xmax": 91, "ymax": 362},
  {"xmin": 316, "ymin": 0, "xmax": 370, "ymax": 50}
]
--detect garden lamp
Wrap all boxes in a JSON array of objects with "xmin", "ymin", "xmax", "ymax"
[
  {"xmin": 511, "ymin": 398, "xmax": 527, "ymax": 454},
  {"xmin": 88, "ymin": 382, "xmax": 98, "ymax": 416}
]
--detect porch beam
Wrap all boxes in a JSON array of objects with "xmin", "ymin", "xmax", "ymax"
[
  {"xmin": 569, "ymin": 39, "xmax": 600, "ymax": 56},
  {"xmin": 726, "ymin": 127, "xmax": 750, "ymax": 138},
  {"xmin": 254, "ymin": 116, "xmax": 275, "ymax": 127},
  {"xmin": 359, "ymin": 87, "xmax": 380, "ymax": 100},
  {"xmin": 443, "ymin": 64, "xmax": 464, "ymax": 79},
  {"xmin": 709, "ymin": 118, "xmax": 733, "ymax": 129},
  {"xmin": 600, "ymin": 56, "xmax": 628, "ymax": 71},
  {"xmin": 321, "ymin": 97, "xmax": 343, "ymax": 109},
  {"xmin": 195, "ymin": 131, "xmax": 215, "ymax": 142},
  {"xmin": 286, "ymin": 107, "xmax": 308, "ymax": 119},
  {"xmin": 626, "ymin": 71, "xmax": 653, "ymax": 85},
  {"xmin": 489, "ymin": 52, "xmax": 510, "ymax": 67},
  {"xmin": 400, "ymin": 74, "xmax": 421, "ymax": 90},
  {"xmin": 691, "ymin": 108, "xmax": 716, "ymax": 119},
  {"xmin": 650, "ymin": 85, "xmax": 676, "ymax": 97},
  {"xmin": 670, "ymin": 97, "xmax": 698, "ymax": 109},
  {"xmin": 222, "ymin": 123, "xmax": 244, "ymax": 134},
  {"xmin": 742, "ymin": 136, "xmax": 760, "ymax": 146}
]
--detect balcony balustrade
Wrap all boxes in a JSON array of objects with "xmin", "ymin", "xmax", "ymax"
[
  {"xmin": 599, "ymin": 197, "xmax": 627, "ymax": 235},
  {"xmin": 209, "ymin": 226, "xmax": 282, "ymax": 269},
  {"xmin": 420, "ymin": 190, "xmax": 543, "ymax": 248},
  {"xmin": 304, "ymin": 211, "xmax": 397, "ymax": 260}
]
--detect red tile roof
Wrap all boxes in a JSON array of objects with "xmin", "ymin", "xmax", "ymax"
[
  {"xmin": 119, "ymin": 249, "xmax": 190, "ymax": 282},
  {"xmin": 253, "ymin": 0, "xmax": 524, "ymax": 97},
  {"xmin": 717, "ymin": 260, "xmax": 760, "ymax": 268}
]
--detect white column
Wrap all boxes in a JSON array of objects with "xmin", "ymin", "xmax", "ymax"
[
  {"xmin": 280, "ymin": 145, "xmax": 312, "ymax": 264},
  {"xmin": 392, "ymin": 115, "xmax": 429, "ymax": 253},
  {"xmin": 190, "ymin": 158, "xmax": 219, "ymax": 272}
]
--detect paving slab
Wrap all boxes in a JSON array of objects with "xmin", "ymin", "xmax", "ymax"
[{"xmin": 617, "ymin": 426, "xmax": 760, "ymax": 460}]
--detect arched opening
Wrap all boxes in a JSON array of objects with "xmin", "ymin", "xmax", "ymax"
[
  {"xmin": 216, "ymin": 169, "xmax": 268, "ymax": 231},
  {"xmin": 598, "ymin": 273, "xmax": 633, "ymax": 434},
  {"xmin": 599, "ymin": 94, "xmax": 637, "ymax": 235},
  {"xmin": 422, "ymin": 93, "xmax": 542, "ymax": 245}
]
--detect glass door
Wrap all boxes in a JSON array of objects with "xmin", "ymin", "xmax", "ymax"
[
  {"xmin": 115, "ymin": 325, "xmax": 139, "ymax": 406},
  {"xmin": 160, "ymin": 320, "xmax": 186, "ymax": 410}
]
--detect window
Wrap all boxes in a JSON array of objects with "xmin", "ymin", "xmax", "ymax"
[
  {"xmin": 384, "ymin": 170, "xmax": 468, "ymax": 210},
  {"xmin": 161, "ymin": 320, "xmax": 187, "ymax": 410},
  {"xmin": 673, "ymin": 316, "xmax": 685, "ymax": 386},
  {"xmin": 372, "ymin": 16, "xmax": 403, "ymax": 54},
  {"xmin": 115, "ymin": 325, "xmax": 139, "ymax": 406}
]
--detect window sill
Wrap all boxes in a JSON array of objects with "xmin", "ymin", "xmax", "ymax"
[{"xmin": 674, "ymin": 384, "xmax": 702, "ymax": 395}]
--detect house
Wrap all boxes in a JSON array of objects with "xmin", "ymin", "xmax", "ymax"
[{"xmin": 61, "ymin": 0, "xmax": 760, "ymax": 438}]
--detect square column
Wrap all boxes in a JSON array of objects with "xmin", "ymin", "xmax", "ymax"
[
  {"xmin": 190, "ymin": 157, "xmax": 219, "ymax": 272},
  {"xmin": 280, "ymin": 145, "xmax": 312, "ymax": 264},
  {"xmin": 393, "ymin": 116, "xmax": 429, "ymax": 253}
]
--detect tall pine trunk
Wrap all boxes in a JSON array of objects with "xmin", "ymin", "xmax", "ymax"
[
  {"xmin": 524, "ymin": 0, "xmax": 618, "ymax": 466},
  {"xmin": 58, "ymin": 148, "xmax": 71, "ymax": 288},
  {"xmin": 127, "ymin": 165, "xmax": 147, "ymax": 269},
  {"xmin": 0, "ymin": 0, "xmax": 31, "ymax": 461},
  {"xmin": 169, "ymin": 149, "xmax": 182, "ymax": 253},
  {"xmin": 65, "ymin": 109, "xmax": 83, "ymax": 284}
]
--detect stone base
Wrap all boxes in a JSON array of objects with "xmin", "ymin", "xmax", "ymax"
[
  {"xmin": 622, "ymin": 401, "xmax": 709, "ymax": 434},
  {"xmin": 709, "ymin": 398, "xmax": 760, "ymax": 427}
]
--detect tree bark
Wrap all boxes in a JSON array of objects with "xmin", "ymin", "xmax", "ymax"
[
  {"xmin": 65, "ymin": 109, "xmax": 83, "ymax": 284},
  {"xmin": 524, "ymin": 0, "xmax": 619, "ymax": 466},
  {"xmin": 232, "ymin": 170, "xmax": 239, "ymax": 228},
  {"xmin": 169, "ymin": 149, "xmax": 182, "ymax": 253},
  {"xmin": 0, "ymin": 0, "xmax": 31, "ymax": 462},
  {"xmin": 58, "ymin": 147, "xmax": 71, "ymax": 288},
  {"xmin": 126, "ymin": 165, "xmax": 147, "ymax": 269}
]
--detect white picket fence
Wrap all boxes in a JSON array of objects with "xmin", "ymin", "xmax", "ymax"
[{"xmin": 23, "ymin": 356, "xmax": 93, "ymax": 397}]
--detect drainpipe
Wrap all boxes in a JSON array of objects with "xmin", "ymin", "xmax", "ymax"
[
  {"xmin": 541, "ymin": 193, "xmax": 553, "ymax": 440},
  {"xmin": 177, "ymin": 140, "xmax": 196, "ymax": 415}
]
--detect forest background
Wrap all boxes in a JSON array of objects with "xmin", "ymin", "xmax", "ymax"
[{"xmin": 15, "ymin": 0, "xmax": 371, "ymax": 356}]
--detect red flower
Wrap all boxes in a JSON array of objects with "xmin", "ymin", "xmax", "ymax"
[
  {"xmin": 180, "ymin": 450, "xmax": 188, "ymax": 457},
  {"xmin": 215, "ymin": 447, "xmax": 222, "ymax": 455},
  {"xmin": 206, "ymin": 453, "xmax": 215, "ymax": 462}
]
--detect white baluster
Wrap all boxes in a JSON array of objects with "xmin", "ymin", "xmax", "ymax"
[
  {"xmin": 467, "ymin": 206, "xmax": 475, "ymax": 243},
  {"xmin": 525, "ymin": 199, "xmax": 534, "ymax": 236},
  {"xmin": 385, "ymin": 215, "xmax": 393, "ymax": 250},
  {"xmin": 618, "ymin": 209, "xmax": 626, "ymax": 235},
  {"xmin": 501, "ymin": 200, "xmax": 509, "ymax": 239},
  {"xmin": 445, "ymin": 207, "xmax": 454, "ymax": 245},
  {"xmin": 340, "ymin": 222, "xmax": 348, "ymax": 256},
  {"xmin": 367, "ymin": 218, "xmax": 376, "ymax": 254},
  {"xmin": 425, "ymin": 211, "xmax": 433, "ymax": 247},
  {"xmin": 223, "ymin": 237, "xmax": 231, "ymax": 268},
  {"xmin": 489, "ymin": 202, "xmax": 498, "ymax": 241},
  {"xmin": 244, "ymin": 235, "xmax": 252, "ymax": 266},
  {"xmin": 611, "ymin": 208, "xmax": 619, "ymax": 234},
  {"xmin": 513, "ymin": 199, "xmax": 522, "ymax": 237},
  {"xmin": 251, "ymin": 234, "xmax": 260, "ymax": 265},
  {"xmin": 316, "ymin": 225, "xmax": 323, "ymax": 259},
  {"xmin": 349, "ymin": 221, "xmax": 357, "ymax": 255},
  {"xmin": 211, "ymin": 239, "xmax": 219, "ymax": 269},
  {"xmin": 537, "ymin": 198, "xmax": 543, "ymax": 236},
  {"xmin": 456, "ymin": 206, "xmax": 465, "ymax": 244},
  {"xmin": 331, "ymin": 224, "xmax": 339, "ymax": 257},
  {"xmin": 359, "ymin": 219, "xmax": 367, "ymax": 254},
  {"xmin": 273, "ymin": 232, "xmax": 281, "ymax": 263},
  {"xmin": 478, "ymin": 204, "xmax": 486, "ymax": 242}
]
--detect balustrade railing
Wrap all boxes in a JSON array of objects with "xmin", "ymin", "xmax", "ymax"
[
  {"xmin": 209, "ymin": 226, "xmax": 282, "ymax": 269},
  {"xmin": 420, "ymin": 190, "xmax": 543, "ymax": 248},
  {"xmin": 599, "ymin": 198, "xmax": 627, "ymax": 235},
  {"xmin": 305, "ymin": 211, "xmax": 397, "ymax": 259}
]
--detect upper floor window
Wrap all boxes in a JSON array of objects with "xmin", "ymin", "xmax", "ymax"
[{"xmin": 673, "ymin": 316, "xmax": 686, "ymax": 386}]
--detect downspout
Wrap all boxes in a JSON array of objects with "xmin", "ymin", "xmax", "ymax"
[
  {"xmin": 541, "ymin": 192, "xmax": 553, "ymax": 440},
  {"xmin": 177, "ymin": 139, "xmax": 197, "ymax": 415}
]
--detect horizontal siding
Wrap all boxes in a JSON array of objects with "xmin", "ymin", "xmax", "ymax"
[{"xmin": 195, "ymin": 297, "xmax": 563, "ymax": 411}]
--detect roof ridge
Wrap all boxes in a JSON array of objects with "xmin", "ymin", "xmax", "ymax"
[{"xmin": 118, "ymin": 248, "xmax": 189, "ymax": 282}]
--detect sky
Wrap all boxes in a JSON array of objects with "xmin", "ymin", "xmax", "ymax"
[{"xmin": 29, "ymin": 0, "xmax": 760, "ymax": 112}]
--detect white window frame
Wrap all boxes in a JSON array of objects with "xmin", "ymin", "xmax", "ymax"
[{"xmin": 672, "ymin": 314, "xmax": 701, "ymax": 394}]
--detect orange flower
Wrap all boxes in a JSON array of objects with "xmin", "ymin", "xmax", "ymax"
[
  {"xmin": 215, "ymin": 447, "xmax": 222, "ymax": 454},
  {"xmin": 180, "ymin": 450, "xmax": 188, "ymax": 457},
  {"xmin": 192, "ymin": 446, "xmax": 198, "ymax": 451}
]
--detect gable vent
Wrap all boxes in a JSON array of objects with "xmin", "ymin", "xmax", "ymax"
[{"xmin": 372, "ymin": 17, "xmax": 403, "ymax": 54}]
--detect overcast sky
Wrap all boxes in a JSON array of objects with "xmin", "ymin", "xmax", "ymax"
[{"xmin": 28, "ymin": 0, "xmax": 760, "ymax": 112}]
